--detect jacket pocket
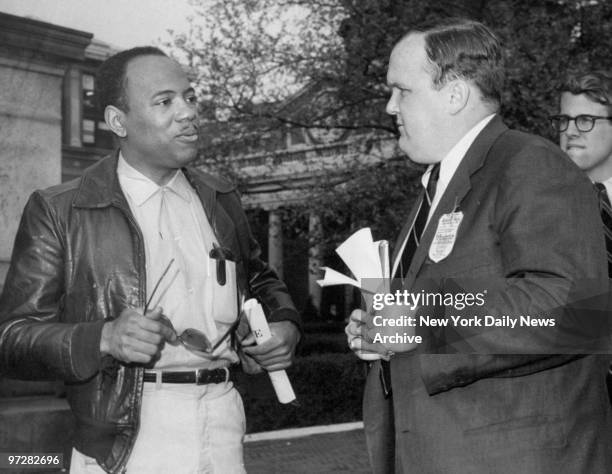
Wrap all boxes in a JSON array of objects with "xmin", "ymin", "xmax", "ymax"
[{"xmin": 463, "ymin": 414, "xmax": 567, "ymax": 451}]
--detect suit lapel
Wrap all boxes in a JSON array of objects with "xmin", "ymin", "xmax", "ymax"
[{"xmin": 402, "ymin": 116, "xmax": 508, "ymax": 289}]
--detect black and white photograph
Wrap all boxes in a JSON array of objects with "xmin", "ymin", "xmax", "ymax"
[{"xmin": 1, "ymin": 1, "xmax": 612, "ymax": 473}]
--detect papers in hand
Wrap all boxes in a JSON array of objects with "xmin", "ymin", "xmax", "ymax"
[
  {"xmin": 316, "ymin": 267, "xmax": 360, "ymax": 289},
  {"xmin": 243, "ymin": 298, "xmax": 297, "ymax": 404},
  {"xmin": 316, "ymin": 228, "xmax": 389, "ymax": 361},
  {"xmin": 317, "ymin": 228, "xmax": 389, "ymax": 289}
]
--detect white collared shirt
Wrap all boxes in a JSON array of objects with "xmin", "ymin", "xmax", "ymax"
[
  {"xmin": 117, "ymin": 154, "xmax": 238, "ymax": 369},
  {"xmin": 392, "ymin": 114, "xmax": 496, "ymax": 276}
]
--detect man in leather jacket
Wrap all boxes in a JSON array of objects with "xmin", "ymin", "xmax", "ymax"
[{"xmin": 0, "ymin": 46, "xmax": 301, "ymax": 473}]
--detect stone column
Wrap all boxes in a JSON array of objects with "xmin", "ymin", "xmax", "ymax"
[
  {"xmin": 268, "ymin": 209, "xmax": 284, "ymax": 279},
  {"xmin": 63, "ymin": 65, "xmax": 83, "ymax": 147},
  {"xmin": 308, "ymin": 212, "xmax": 322, "ymax": 315}
]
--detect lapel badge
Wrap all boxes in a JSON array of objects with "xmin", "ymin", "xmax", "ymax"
[{"xmin": 428, "ymin": 211, "xmax": 463, "ymax": 263}]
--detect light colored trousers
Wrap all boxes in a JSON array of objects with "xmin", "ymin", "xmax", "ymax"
[{"xmin": 70, "ymin": 381, "xmax": 246, "ymax": 473}]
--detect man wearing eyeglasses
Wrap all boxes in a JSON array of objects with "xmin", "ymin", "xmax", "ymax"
[
  {"xmin": 551, "ymin": 71, "xmax": 612, "ymax": 186},
  {"xmin": 551, "ymin": 70, "xmax": 612, "ymax": 404}
]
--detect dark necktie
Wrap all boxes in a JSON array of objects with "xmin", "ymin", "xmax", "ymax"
[
  {"xmin": 399, "ymin": 163, "xmax": 440, "ymax": 278},
  {"xmin": 379, "ymin": 163, "xmax": 441, "ymax": 399},
  {"xmin": 595, "ymin": 182, "xmax": 612, "ymax": 277}
]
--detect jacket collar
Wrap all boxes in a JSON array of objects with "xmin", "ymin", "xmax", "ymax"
[
  {"xmin": 73, "ymin": 151, "xmax": 236, "ymax": 210},
  {"xmin": 182, "ymin": 165, "xmax": 241, "ymax": 257},
  {"xmin": 72, "ymin": 152, "xmax": 240, "ymax": 257},
  {"xmin": 117, "ymin": 154, "xmax": 192, "ymax": 206}
]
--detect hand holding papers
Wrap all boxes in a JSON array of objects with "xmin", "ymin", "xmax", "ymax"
[
  {"xmin": 243, "ymin": 299, "xmax": 297, "ymax": 404},
  {"xmin": 317, "ymin": 228, "xmax": 392, "ymax": 360}
]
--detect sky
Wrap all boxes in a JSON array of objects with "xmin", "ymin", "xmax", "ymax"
[{"xmin": 1, "ymin": 0, "xmax": 197, "ymax": 49}]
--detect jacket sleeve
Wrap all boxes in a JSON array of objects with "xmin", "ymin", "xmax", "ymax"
[
  {"xmin": 247, "ymin": 231, "xmax": 302, "ymax": 330},
  {"xmin": 226, "ymin": 191, "xmax": 302, "ymax": 331},
  {"xmin": 420, "ymin": 142, "xmax": 610, "ymax": 394},
  {"xmin": 0, "ymin": 192, "xmax": 104, "ymax": 382}
]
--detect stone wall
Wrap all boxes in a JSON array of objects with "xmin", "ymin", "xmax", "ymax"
[
  {"xmin": 0, "ymin": 13, "xmax": 93, "ymax": 463},
  {"xmin": 0, "ymin": 55, "xmax": 64, "ymax": 289}
]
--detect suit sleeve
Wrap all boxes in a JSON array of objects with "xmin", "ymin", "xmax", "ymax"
[
  {"xmin": 420, "ymin": 142, "xmax": 610, "ymax": 394},
  {"xmin": 0, "ymin": 192, "xmax": 104, "ymax": 382}
]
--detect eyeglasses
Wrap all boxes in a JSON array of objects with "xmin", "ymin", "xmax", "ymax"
[
  {"xmin": 549, "ymin": 114, "xmax": 612, "ymax": 133},
  {"xmin": 145, "ymin": 259, "xmax": 245, "ymax": 355}
]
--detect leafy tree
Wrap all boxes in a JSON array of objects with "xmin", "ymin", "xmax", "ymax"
[
  {"xmin": 166, "ymin": 0, "xmax": 612, "ymax": 277},
  {"xmin": 488, "ymin": 0, "xmax": 612, "ymax": 138},
  {"xmin": 169, "ymin": 0, "xmax": 348, "ymax": 128},
  {"xmin": 169, "ymin": 0, "xmax": 612, "ymax": 139}
]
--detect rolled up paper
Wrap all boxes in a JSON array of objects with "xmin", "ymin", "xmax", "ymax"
[{"xmin": 244, "ymin": 298, "xmax": 297, "ymax": 404}]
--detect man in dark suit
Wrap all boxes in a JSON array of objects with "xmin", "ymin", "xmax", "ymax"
[{"xmin": 347, "ymin": 20, "xmax": 612, "ymax": 473}]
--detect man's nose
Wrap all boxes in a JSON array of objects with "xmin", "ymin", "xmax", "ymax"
[
  {"xmin": 175, "ymin": 98, "xmax": 197, "ymax": 121},
  {"xmin": 385, "ymin": 90, "xmax": 398, "ymax": 116},
  {"xmin": 564, "ymin": 120, "xmax": 580, "ymax": 138}
]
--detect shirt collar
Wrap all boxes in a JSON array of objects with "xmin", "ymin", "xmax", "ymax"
[
  {"xmin": 598, "ymin": 176, "xmax": 612, "ymax": 199},
  {"xmin": 117, "ymin": 153, "xmax": 192, "ymax": 206},
  {"xmin": 421, "ymin": 114, "xmax": 496, "ymax": 189}
]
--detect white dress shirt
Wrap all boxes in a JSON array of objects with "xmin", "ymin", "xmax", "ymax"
[{"xmin": 117, "ymin": 154, "xmax": 239, "ymax": 369}]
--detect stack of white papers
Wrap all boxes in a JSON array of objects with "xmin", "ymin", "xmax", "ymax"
[
  {"xmin": 317, "ymin": 227, "xmax": 389, "ymax": 292},
  {"xmin": 317, "ymin": 228, "xmax": 389, "ymax": 361}
]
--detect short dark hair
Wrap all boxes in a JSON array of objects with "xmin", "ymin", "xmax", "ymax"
[
  {"xmin": 96, "ymin": 46, "xmax": 168, "ymax": 112},
  {"xmin": 561, "ymin": 70, "xmax": 612, "ymax": 112},
  {"xmin": 405, "ymin": 19, "xmax": 504, "ymax": 107}
]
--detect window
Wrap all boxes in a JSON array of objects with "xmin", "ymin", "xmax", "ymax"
[{"xmin": 81, "ymin": 73, "xmax": 114, "ymax": 149}]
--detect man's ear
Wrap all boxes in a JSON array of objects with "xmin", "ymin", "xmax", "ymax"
[
  {"xmin": 447, "ymin": 80, "xmax": 470, "ymax": 115},
  {"xmin": 104, "ymin": 105, "xmax": 127, "ymax": 138}
]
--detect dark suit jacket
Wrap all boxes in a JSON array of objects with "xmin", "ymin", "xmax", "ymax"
[{"xmin": 365, "ymin": 116, "xmax": 612, "ymax": 474}]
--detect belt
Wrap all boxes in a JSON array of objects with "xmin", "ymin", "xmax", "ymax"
[{"xmin": 143, "ymin": 367, "xmax": 233, "ymax": 385}]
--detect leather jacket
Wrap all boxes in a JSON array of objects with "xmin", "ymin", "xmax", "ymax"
[{"xmin": 0, "ymin": 154, "xmax": 300, "ymax": 473}]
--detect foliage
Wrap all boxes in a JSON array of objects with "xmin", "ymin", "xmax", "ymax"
[
  {"xmin": 320, "ymin": 0, "xmax": 612, "ymax": 140},
  {"xmin": 488, "ymin": 0, "xmax": 612, "ymax": 139},
  {"xmin": 166, "ymin": 0, "xmax": 612, "ymax": 248},
  {"xmin": 168, "ymin": 0, "xmax": 612, "ymax": 136},
  {"xmin": 169, "ymin": 0, "xmax": 347, "ymax": 128},
  {"xmin": 277, "ymin": 155, "xmax": 424, "ymax": 257}
]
